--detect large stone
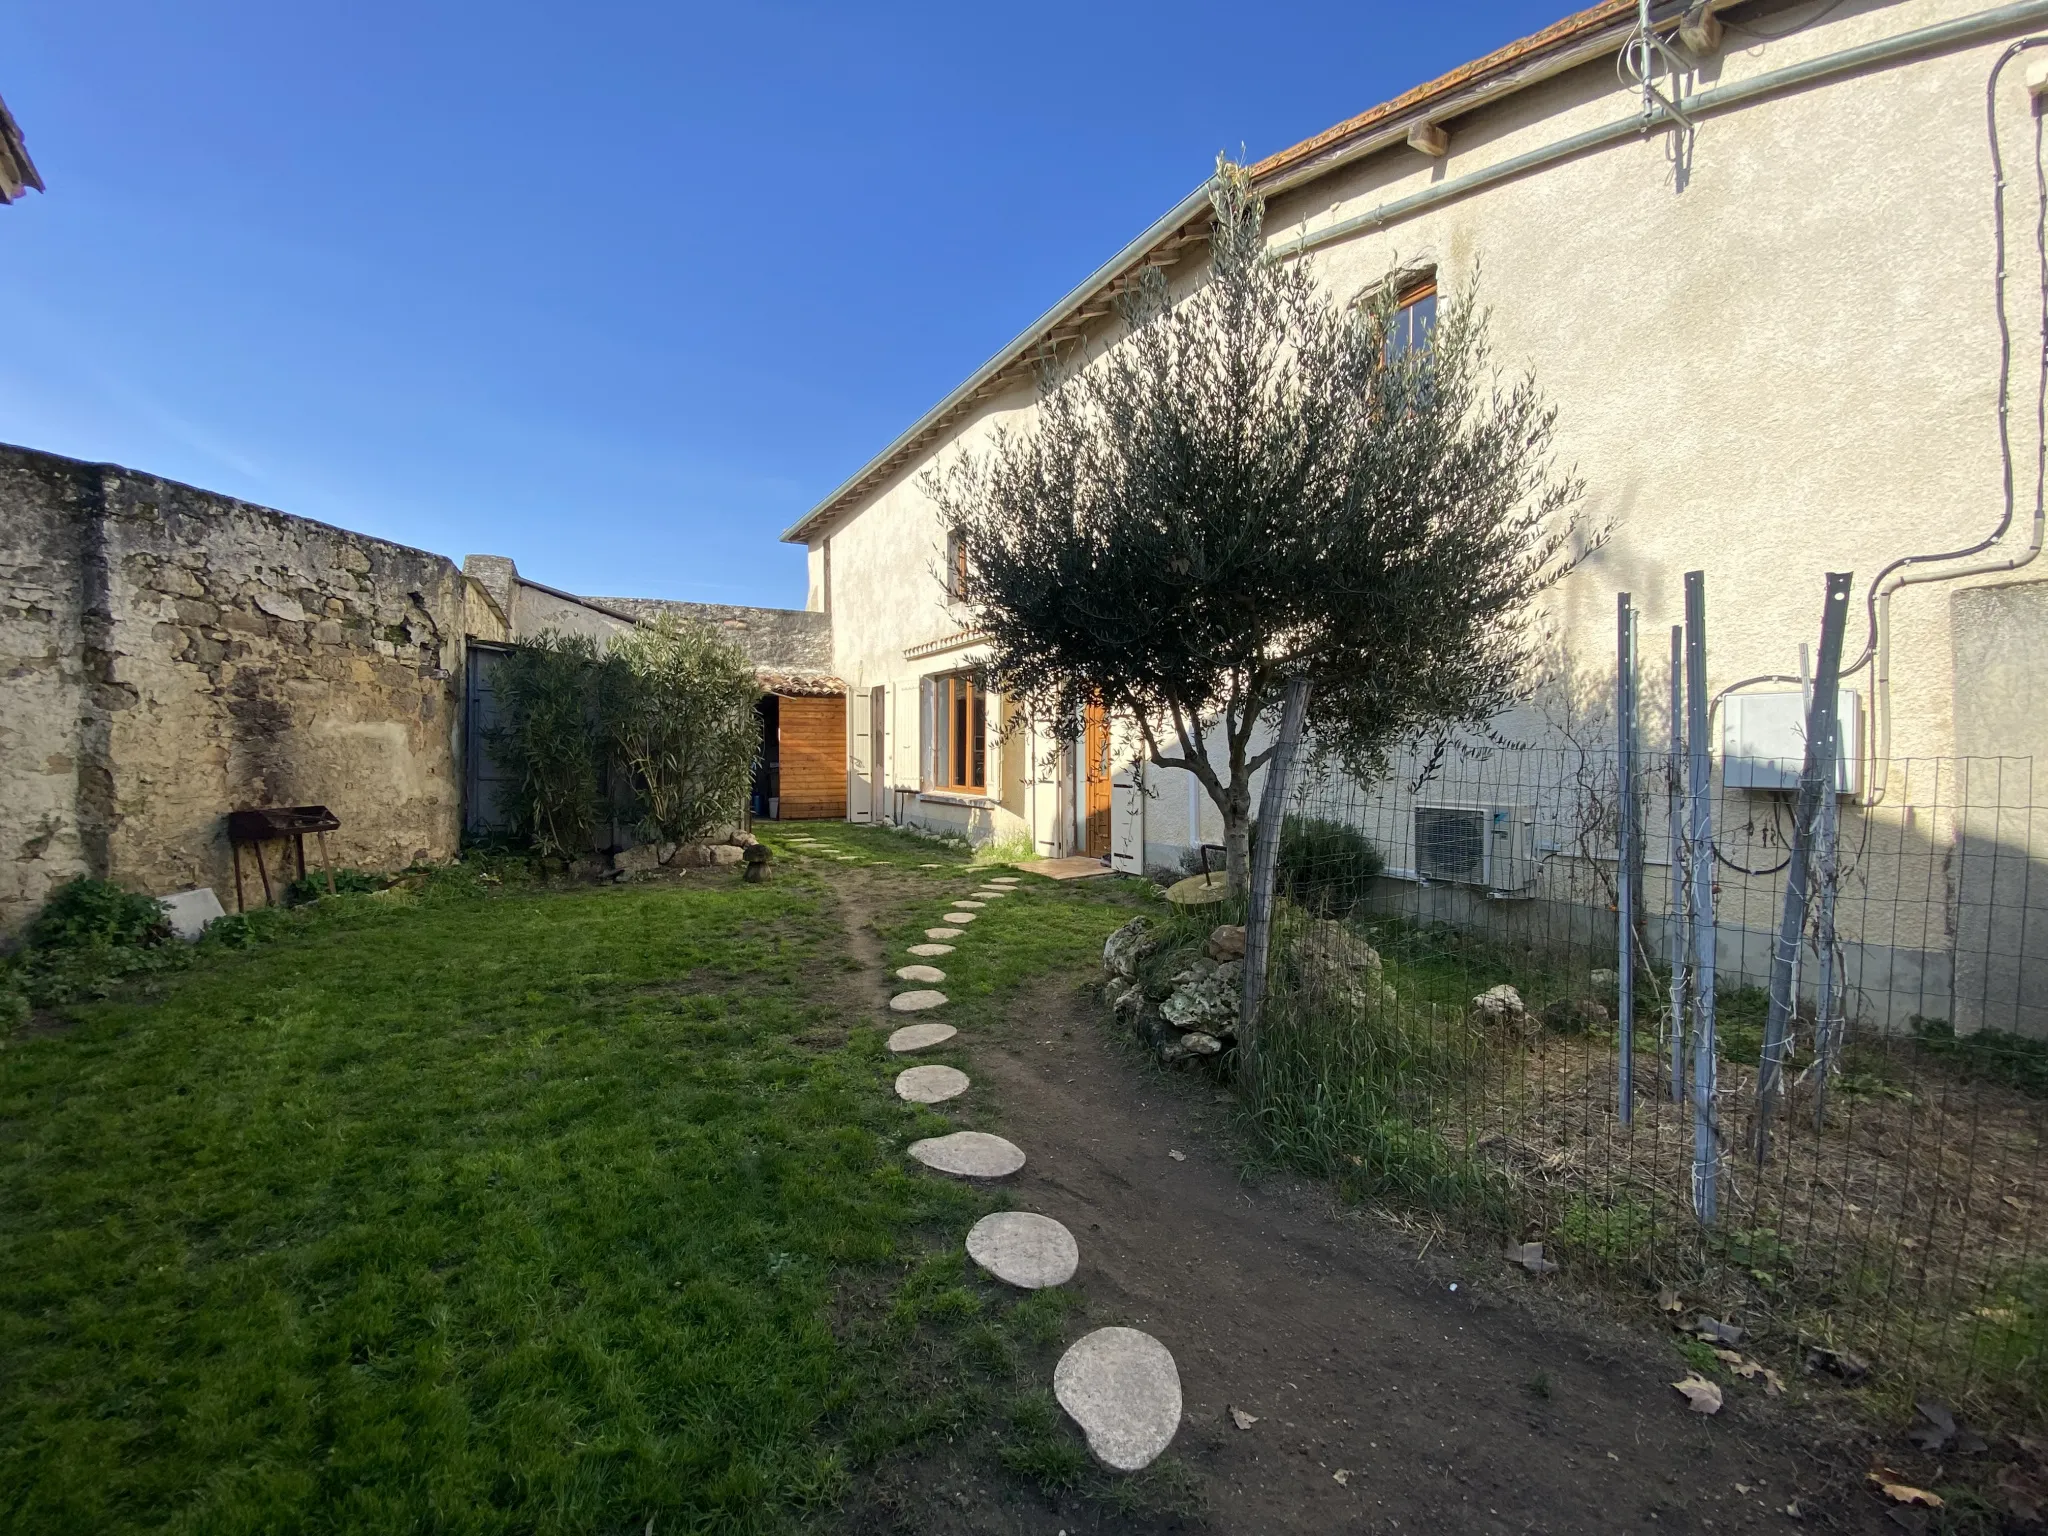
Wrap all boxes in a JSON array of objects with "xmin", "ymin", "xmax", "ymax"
[
  {"xmin": 1054, "ymin": 1327, "xmax": 1183, "ymax": 1471},
  {"xmin": 1207, "ymin": 924, "xmax": 1247, "ymax": 961},
  {"xmin": 925, "ymin": 927, "xmax": 964, "ymax": 940},
  {"xmin": 1177, "ymin": 1031, "xmax": 1224, "ymax": 1056},
  {"xmin": 908, "ymin": 1131, "xmax": 1025, "ymax": 1178},
  {"xmin": 158, "ymin": 886, "xmax": 225, "ymax": 940},
  {"xmin": 887, "ymin": 1022, "xmax": 957, "ymax": 1053},
  {"xmin": 1472, "ymin": 984, "xmax": 1526, "ymax": 1024},
  {"xmin": 941, "ymin": 911, "xmax": 978, "ymax": 924},
  {"xmin": 908, "ymin": 942, "xmax": 955, "ymax": 957},
  {"xmin": 896, "ymin": 964, "xmax": 947, "ymax": 983},
  {"xmin": 1102, "ymin": 917, "xmax": 1153, "ymax": 979},
  {"xmin": 952, "ymin": 899, "xmax": 986, "ymax": 909},
  {"xmin": 1164, "ymin": 872, "xmax": 1231, "ymax": 907},
  {"xmin": 889, "ymin": 989, "xmax": 948, "ymax": 1013},
  {"xmin": 972, "ymin": 889, "xmax": 1008, "ymax": 898},
  {"xmin": 967, "ymin": 1212, "xmax": 1079, "ymax": 1288},
  {"xmin": 1160, "ymin": 971, "xmax": 1238, "ymax": 1036},
  {"xmin": 895, "ymin": 1064, "xmax": 970, "ymax": 1103}
]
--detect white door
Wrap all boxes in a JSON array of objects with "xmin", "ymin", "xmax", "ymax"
[{"xmin": 849, "ymin": 691, "xmax": 872, "ymax": 823}]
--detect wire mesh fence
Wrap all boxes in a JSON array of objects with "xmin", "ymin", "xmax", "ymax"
[{"xmin": 1244, "ymin": 742, "xmax": 2048, "ymax": 1414}]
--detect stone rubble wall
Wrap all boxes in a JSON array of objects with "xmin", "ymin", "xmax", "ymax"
[{"xmin": 1, "ymin": 442, "xmax": 468, "ymax": 934}]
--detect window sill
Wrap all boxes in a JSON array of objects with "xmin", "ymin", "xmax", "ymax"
[{"xmin": 918, "ymin": 790, "xmax": 992, "ymax": 808}]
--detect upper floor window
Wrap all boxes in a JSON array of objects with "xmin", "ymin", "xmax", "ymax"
[
  {"xmin": 1386, "ymin": 279, "xmax": 1436, "ymax": 360},
  {"xmin": 946, "ymin": 529, "xmax": 972, "ymax": 600}
]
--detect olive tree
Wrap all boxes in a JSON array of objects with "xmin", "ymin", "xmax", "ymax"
[
  {"xmin": 602, "ymin": 616, "xmax": 761, "ymax": 852},
  {"xmin": 926, "ymin": 160, "xmax": 1587, "ymax": 1031}
]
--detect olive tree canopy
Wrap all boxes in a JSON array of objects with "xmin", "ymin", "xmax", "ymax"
[{"xmin": 926, "ymin": 159, "xmax": 1587, "ymax": 902}]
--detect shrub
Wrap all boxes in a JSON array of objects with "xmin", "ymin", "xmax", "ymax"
[
  {"xmin": 487, "ymin": 633, "xmax": 605, "ymax": 860},
  {"xmin": 1272, "ymin": 815, "xmax": 1384, "ymax": 917},
  {"xmin": 600, "ymin": 617, "xmax": 760, "ymax": 849},
  {"xmin": 26, "ymin": 878, "xmax": 169, "ymax": 950}
]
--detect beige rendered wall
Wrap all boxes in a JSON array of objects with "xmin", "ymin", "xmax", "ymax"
[{"xmin": 813, "ymin": 0, "xmax": 2039, "ymax": 833}]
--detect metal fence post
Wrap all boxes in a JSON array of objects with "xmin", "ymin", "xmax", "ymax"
[
  {"xmin": 1811, "ymin": 700, "xmax": 1843, "ymax": 1129},
  {"xmin": 1684, "ymin": 571, "xmax": 1719, "ymax": 1223},
  {"xmin": 1616, "ymin": 592, "xmax": 1640, "ymax": 1124},
  {"xmin": 1756, "ymin": 573, "xmax": 1852, "ymax": 1160},
  {"xmin": 1667, "ymin": 624, "xmax": 1689, "ymax": 1104}
]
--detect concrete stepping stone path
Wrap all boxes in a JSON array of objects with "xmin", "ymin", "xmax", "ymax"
[
  {"xmin": 889, "ymin": 989, "xmax": 948, "ymax": 1013},
  {"xmin": 967, "ymin": 1212, "xmax": 1079, "ymax": 1289},
  {"xmin": 895, "ymin": 1064, "xmax": 970, "ymax": 1103},
  {"xmin": 1054, "ymin": 1327, "xmax": 1183, "ymax": 1471},
  {"xmin": 908, "ymin": 1131, "xmax": 1025, "ymax": 1178},
  {"xmin": 941, "ymin": 911, "xmax": 977, "ymax": 924},
  {"xmin": 907, "ymin": 942, "xmax": 954, "ymax": 957},
  {"xmin": 887, "ymin": 1022, "xmax": 957, "ymax": 1053},
  {"xmin": 895, "ymin": 964, "xmax": 946, "ymax": 983},
  {"xmin": 925, "ymin": 927, "xmax": 964, "ymax": 939}
]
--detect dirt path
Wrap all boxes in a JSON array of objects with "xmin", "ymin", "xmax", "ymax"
[{"xmin": 965, "ymin": 978, "xmax": 1889, "ymax": 1536}]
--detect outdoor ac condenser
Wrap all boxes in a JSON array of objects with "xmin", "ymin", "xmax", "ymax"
[{"xmin": 1413, "ymin": 803, "xmax": 1537, "ymax": 891}]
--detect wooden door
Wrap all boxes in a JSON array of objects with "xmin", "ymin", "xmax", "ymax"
[
  {"xmin": 778, "ymin": 693, "xmax": 848, "ymax": 820},
  {"xmin": 1083, "ymin": 702, "xmax": 1112, "ymax": 857}
]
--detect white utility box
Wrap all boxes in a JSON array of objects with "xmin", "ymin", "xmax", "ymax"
[{"xmin": 1721, "ymin": 689, "xmax": 1861, "ymax": 795}]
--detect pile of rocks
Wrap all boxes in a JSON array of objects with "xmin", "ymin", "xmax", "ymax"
[
  {"xmin": 1102, "ymin": 917, "xmax": 1247, "ymax": 1063},
  {"xmin": 1468, "ymin": 981, "xmax": 1611, "ymax": 1038}
]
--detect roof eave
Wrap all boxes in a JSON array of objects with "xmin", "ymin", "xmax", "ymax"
[
  {"xmin": 779, "ymin": 179, "xmax": 1217, "ymax": 545},
  {"xmin": 784, "ymin": 0, "xmax": 1687, "ymax": 545}
]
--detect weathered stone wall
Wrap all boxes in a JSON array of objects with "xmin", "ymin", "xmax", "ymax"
[
  {"xmin": 1, "ymin": 443, "xmax": 467, "ymax": 932},
  {"xmin": 1, "ymin": 451, "xmax": 95, "ymax": 923},
  {"xmin": 590, "ymin": 596, "xmax": 831, "ymax": 672}
]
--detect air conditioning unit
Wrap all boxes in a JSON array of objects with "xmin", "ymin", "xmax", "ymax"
[{"xmin": 1414, "ymin": 803, "xmax": 1536, "ymax": 891}]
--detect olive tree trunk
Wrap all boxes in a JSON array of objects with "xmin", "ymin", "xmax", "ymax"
[{"xmin": 1239, "ymin": 676, "xmax": 1312, "ymax": 1062}]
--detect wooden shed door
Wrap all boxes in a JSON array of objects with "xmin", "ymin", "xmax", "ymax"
[
  {"xmin": 1083, "ymin": 702, "xmax": 1112, "ymax": 856},
  {"xmin": 778, "ymin": 693, "xmax": 848, "ymax": 820}
]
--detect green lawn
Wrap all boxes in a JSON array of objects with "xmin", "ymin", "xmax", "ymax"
[{"xmin": 0, "ymin": 855, "xmax": 1145, "ymax": 1534}]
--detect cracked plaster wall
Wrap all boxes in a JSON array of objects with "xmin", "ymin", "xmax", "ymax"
[{"xmin": 1, "ymin": 444, "xmax": 466, "ymax": 933}]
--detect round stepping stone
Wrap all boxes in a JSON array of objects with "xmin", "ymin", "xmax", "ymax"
[
  {"xmin": 941, "ymin": 912, "xmax": 977, "ymax": 924},
  {"xmin": 987, "ymin": 877, "xmax": 1019, "ymax": 884},
  {"xmin": 887, "ymin": 1022, "xmax": 957, "ymax": 1053},
  {"xmin": 895, "ymin": 1064, "xmax": 970, "ymax": 1103},
  {"xmin": 908, "ymin": 1131, "xmax": 1025, "ymax": 1178},
  {"xmin": 925, "ymin": 927, "xmax": 963, "ymax": 939},
  {"xmin": 952, "ymin": 899, "xmax": 986, "ymax": 909},
  {"xmin": 907, "ymin": 942, "xmax": 955, "ymax": 957},
  {"xmin": 889, "ymin": 989, "xmax": 948, "ymax": 1012},
  {"xmin": 967, "ymin": 1212, "xmax": 1079, "ymax": 1289},
  {"xmin": 1054, "ymin": 1327, "xmax": 1183, "ymax": 1472},
  {"xmin": 896, "ymin": 964, "xmax": 947, "ymax": 983},
  {"xmin": 973, "ymin": 889, "xmax": 1008, "ymax": 898},
  {"xmin": 919, "ymin": 862, "xmax": 942, "ymax": 868}
]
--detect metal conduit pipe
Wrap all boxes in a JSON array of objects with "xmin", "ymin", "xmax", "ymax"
[{"xmin": 1272, "ymin": 0, "xmax": 2048, "ymax": 261}]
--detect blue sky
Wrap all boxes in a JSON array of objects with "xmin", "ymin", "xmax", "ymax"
[{"xmin": 5, "ymin": 2, "xmax": 1566, "ymax": 607}]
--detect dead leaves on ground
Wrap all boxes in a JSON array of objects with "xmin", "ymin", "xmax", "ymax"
[
  {"xmin": 1867, "ymin": 1470, "xmax": 1944, "ymax": 1509},
  {"xmin": 1673, "ymin": 1373, "xmax": 1724, "ymax": 1413}
]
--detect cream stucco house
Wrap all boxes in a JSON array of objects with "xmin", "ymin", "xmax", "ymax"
[{"xmin": 784, "ymin": 0, "xmax": 2048, "ymax": 1030}]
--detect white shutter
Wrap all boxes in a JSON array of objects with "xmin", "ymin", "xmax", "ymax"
[
  {"xmin": 919, "ymin": 676, "xmax": 935, "ymax": 790},
  {"xmin": 986, "ymin": 688, "xmax": 1003, "ymax": 800}
]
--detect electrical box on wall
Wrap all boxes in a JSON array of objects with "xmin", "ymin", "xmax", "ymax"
[{"xmin": 1721, "ymin": 690, "xmax": 1862, "ymax": 795}]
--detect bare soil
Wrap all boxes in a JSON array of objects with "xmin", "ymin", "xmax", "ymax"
[{"xmin": 876, "ymin": 974, "xmax": 1898, "ymax": 1535}]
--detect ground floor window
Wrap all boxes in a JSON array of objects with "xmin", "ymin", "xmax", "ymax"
[{"xmin": 926, "ymin": 670, "xmax": 988, "ymax": 794}]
